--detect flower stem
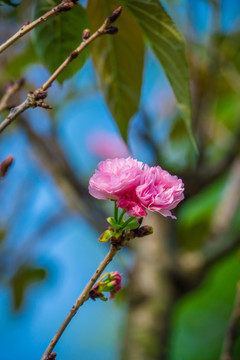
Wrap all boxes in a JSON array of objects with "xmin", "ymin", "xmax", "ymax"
[
  {"xmin": 114, "ymin": 201, "xmax": 118, "ymax": 223},
  {"xmin": 118, "ymin": 209, "xmax": 126, "ymax": 224}
]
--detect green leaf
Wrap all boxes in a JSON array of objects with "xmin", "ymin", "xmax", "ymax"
[
  {"xmin": 98, "ymin": 229, "xmax": 115, "ymax": 242},
  {"xmin": 170, "ymin": 254, "xmax": 240, "ymax": 360},
  {"xmin": 87, "ymin": 0, "xmax": 145, "ymax": 141},
  {"xmin": 33, "ymin": 0, "xmax": 88, "ymax": 83},
  {"xmin": 120, "ymin": 0, "xmax": 197, "ymax": 150},
  {"xmin": 9, "ymin": 265, "xmax": 47, "ymax": 310}
]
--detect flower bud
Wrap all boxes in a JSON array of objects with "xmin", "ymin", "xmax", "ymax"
[
  {"xmin": 106, "ymin": 6, "xmax": 122, "ymax": 25},
  {"xmin": 90, "ymin": 271, "xmax": 122, "ymax": 301},
  {"xmin": 82, "ymin": 28, "xmax": 90, "ymax": 41},
  {"xmin": 105, "ymin": 26, "xmax": 118, "ymax": 35},
  {"xmin": 0, "ymin": 155, "xmax": 14, "ymax": 178}
]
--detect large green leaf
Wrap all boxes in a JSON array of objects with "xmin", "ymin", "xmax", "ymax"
[
  {"xmin": 120, "ymin": 0, "xmax": 196, "ymax": 149},
  {"xmin": 33, "ymin": 0, "xmax": 88, "ymax": 83},
  {"xmin": 170, "ymin": 254, "xmax": 240, "ymax": 360},
  {"xmin": 87, "ymin": 0, "xmax": 145, "ymax": 141}
]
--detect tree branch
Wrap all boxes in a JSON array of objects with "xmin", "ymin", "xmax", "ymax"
[
  {"xmin": 0, "ymin": 0, "xmax": 77, "ymax": 54},
  {"xmin": 0, "ymin": 6, "xmax": 122, "ymax": 134},
  {"xmin": 40, "ymin": 225, "xmax": 152, "ymax": 360},
  {"xmin": 0, "ymin": 78, "xmax": 25, "ymax": 112}
]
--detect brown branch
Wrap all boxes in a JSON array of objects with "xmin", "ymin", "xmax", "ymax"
[
  {"xmin": 40, "ymin": 225, "xmax": 152, "ymax": 360},
  {"xmin": 0, "ymin": 0, "xmax": 77, "ymax": 54},
  {"xmin": 221, "ymin": 283, "xmax": 240, "ymax": 360},
  {"xmin": 0, "ymin": 6, "xmax": 122, "ymax": 134},
  {"xmin": 0, "ymin": 78, "xmax": 25, "ymax": 112}
]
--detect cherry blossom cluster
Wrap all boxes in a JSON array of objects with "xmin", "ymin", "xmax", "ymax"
[{"xmin": 89, "ymin": 157, "xmax": 184, "ymax": 219}]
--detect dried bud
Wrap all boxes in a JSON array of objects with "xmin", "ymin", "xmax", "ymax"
[
  {"xmin": 106, "ymin": 6, "xmax": 122, "ymax": 25},
  {"xmin": 82, "ymin": 28, "xmax": 91, "ymax": 41},
  {"xmin": 136, "ymin": 225, "xmax": 153, "ymax": 237},
  {"xmin": 69, "ymin": 49, "xmax": 79, "ymax": 61},
  {"xmin": 0, "ymin": 155, "xmax": 14, "ymax": 178},
  {"xmin": 36, "ymin": 101, "xmax": 53, "ymax": 110},
  {"xmin": 24, "ymin": 20, "xmax": 30, "ymax": 25},
  {"xmin": 47, "ymin": 353, "xmax": 57, "ymax": 360},
  {"xmin": 105, "ymin": 26, "xmax": 118, "ymax": 35},
  {"xmin": 34, "ymin": 90, "xmax": 47, "ymax": 100},
  {"xmin": 58, "ymin": 1, "xmax": 74, "ymax": 12}
]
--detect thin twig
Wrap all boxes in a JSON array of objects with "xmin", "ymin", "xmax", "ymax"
[
  {"xmin": 0, "ymin": 78, "xmax": 25, "ymax": 112},
  {"xmin": 221, "ymin": 283, "xmax": 240, "ymax": 360},
  {"xmin": 0, "ymin": 7, "xmax": 122, "ymax": 134},
  {"xmin": 40, "ymin": 224, "xmax": 152, "ymax": 360},
  {"xmin": 41, "ymin": 245, "xmax": 118, "ymax": 360},
  {"xmin": 0, "ymin": 0, "xmax": 77, "ymax": 54}
]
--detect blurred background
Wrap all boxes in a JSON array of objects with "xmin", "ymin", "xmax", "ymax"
[{"xmin": 0, "ymin": 0, "xmax": 240, "ymax": 359}]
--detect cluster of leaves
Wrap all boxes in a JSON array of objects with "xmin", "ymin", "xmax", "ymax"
[{"xmin": 4, "ymin": 0, "xmax": 193, "ymax": 144}]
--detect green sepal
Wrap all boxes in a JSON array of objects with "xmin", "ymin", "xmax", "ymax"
[
  {"xmin": 107, "ymin": 217, "xmax": 123, "ymax": 230},
  {"xmin": 122, "ymin": 217, "xmax": 140, "ymax": 230},
  {"xmin": 98, "ymin": 229, "xmax": 114, "ymax": 242}
]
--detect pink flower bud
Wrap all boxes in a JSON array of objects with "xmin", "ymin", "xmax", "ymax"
[{"xmin": 90, "ymin": 271, "xmax": 122, "ymax": 301}]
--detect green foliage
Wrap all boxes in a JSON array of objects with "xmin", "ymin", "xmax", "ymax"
[
  {"xmin": 87, "ymin": 0, "xmax": 144, "ymax": 141},
  {"xmin": 33, "ymin": 0, "xmax": 88, "ymax": 83},
  {"xmin": 120, "ymin": 0, "xmax": 195, "ymax": 148},
  {"xmin": 170, "ymin": 254, "xmax": 240, "ymax": 360},
  {"xmin": 9, "ymin": 265, "xmax": 47, "ymax": 310},
  {"xmin": 178, "ymin": 177, "xmax": 226, "ymax": 249}
]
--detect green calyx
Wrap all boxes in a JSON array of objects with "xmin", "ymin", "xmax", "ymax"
[{"xmin": 99, "ymin": 202, "xmax": 140, "ymax": 243}]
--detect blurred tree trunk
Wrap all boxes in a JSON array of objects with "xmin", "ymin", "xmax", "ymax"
[{"xmin": 122, "ymin": 213, "xmax": 178, "ymax": 360}]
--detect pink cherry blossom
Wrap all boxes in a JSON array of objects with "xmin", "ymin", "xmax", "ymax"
[
  {"xmin": 136, "ymin": 165, "xmax": 184, "ymax": 219},
  {"xmin": 117, "ymin": 190, "xmax": 147, "ymax": 217},
  {"xmin": 88, "ymin": 157, "xmax": 143, "ymax": 200}
]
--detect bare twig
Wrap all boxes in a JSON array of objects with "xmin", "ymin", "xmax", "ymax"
[
  {"xmin": 40, "ymin": 225, "xmax": 152, "ymax": 360},
  {"xmin": 0, "ymin": 6, "xmax": 122, "ymax": 134},
  {"xmin": 0, "ymin": 0, "xmax": 77, "ymax": 54},
  {"xmin": 221, "ymin": 283, "xmax": 240, "ymax": 360},
  {"xmin": 0, "ymin": 78, "xmax": 25, "ymax": 112}
]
